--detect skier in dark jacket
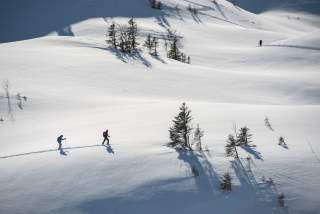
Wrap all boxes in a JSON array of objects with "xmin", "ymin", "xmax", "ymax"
[
  {"xmin": 102, "ymin": 129, "xmax": 110, "ymax": 145},
  {"xmin": 259, "ymin": 40, "xmax": 263, "ymax": 47},
  {"xmin": 57, "ymin": 134, "xmax": 66, "ymax": 150}
]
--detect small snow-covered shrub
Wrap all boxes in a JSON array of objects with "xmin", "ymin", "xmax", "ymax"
[
  {"xmin": 191, "ymin": 165, "xmax": 199, "ymax": 177},
  {"xmin": 278, "ymin": 193, "xmax": 285, "ymax": 207},
  {"xmin": 220, "ymin": 172, "xmax": 232, "ymax": 191}
]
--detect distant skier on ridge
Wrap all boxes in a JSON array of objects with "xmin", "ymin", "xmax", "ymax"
[
  {"xmin": 57, "ymin": 134, "xmax": 66, "ymax": 150},
  {"xmin": 102, "ymin": 129, "xmax": 110, "ymax": 145},
  {"xmin": 259, "ymin": 40, "xmax": 263, "ymax": 47}
]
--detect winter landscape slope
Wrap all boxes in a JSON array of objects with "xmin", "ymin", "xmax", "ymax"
[{"xmin": 0, "ymin": 0, "xmax": 320, "ymax": 213}]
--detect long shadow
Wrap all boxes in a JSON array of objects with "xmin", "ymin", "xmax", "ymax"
[
  {"xmin": 104, "ymin": 144, "xmax": 115, "ymax": 154},
  {"xmin": 59, "ymin": 148, "xmax": 68, "ymax": 156},
  {"xmin": 279, "ymin": 143, "xmax": 289, "ymax": 150},
  {"xmin": 231, "ymin": 158, "xmax": 287, "ymax": 213},
  {"xmin": 212, "ymin": 0, "xmax": 227, "ymax": 20},
  {"xmin": 77, "ymin": 176, "xmax": 197, "ymax": 214},
  {"xmin": 231, "ymin": 158, "xmax": 258, "ymax": 190},
  {"xmin": 0, "ymin": 95, "xmax": 15, "ymax": 122},
  {"xmin": 155, "ymin": 15, "xmax": 171, "ymax": 28},
  {"xmin": 93, "ymin": 46, "xmax": 152, "ymax": 68},
  {"xmin": 176, "ymin": 149, "xmax": 220, "ymax": 194},
  {"xmin": 151, "ymin": 54, "xmax": 167, "ymax": 64},
  {"xmin": 132, "ymin": 51, "xmax": 152, "ymax": 67},
  {"xmin": 0, "ymin": 144, "xmax": 102, "ymax": 159},
  {"xmin": 264, "ymin": 45, "xmax": 320, "ymax": 51},
  {"xmin": 182, "ymin": 0, "xmax": 213, "ymax": 11},
  {"xmin": 240, "ymin": 145, "xmax": 264, "ymax": 160},
  {"xmin": 189, "ymin": 10, "xmax": 202, "ymax": 23},
  {"xmin": 200, "ymin": 12, "xmax": 244, "ymax": 28}
]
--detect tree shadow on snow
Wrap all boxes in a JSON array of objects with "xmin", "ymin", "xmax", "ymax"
[
  {"xmin": 155, "ymin": 15, "xmax": 171, "ymax": 28},
  {"xmin": 74, "ymin": 150, "xmax": 288, "ymax": 214},
  {"xmin": 94, "ymin": 47, "xmax": 152, "ymax": 68},
  {"xmin": 231, "ymin": 158, "xmax": 289, "ymax": 214},
  {"xmin": 151, "ymin": 54, "xmax": 167, "ymax": 64},
  {"xmin": 76, "ymin": 177, "xmax": 199, "ymax": 214},
  {"xmin": 176, "ymin": 149, "xmax": 220, "ymax": 194},
  {"xmin": 211, "ymin": 0, "xmax": 227, "ymax": 20},
  {"xmin": 74, "ymin": 148, "xmax": 221, "ymax": 214},
  {"xmin": 240, "ymin": 145, "xmax": 264, "ymax": 160}
]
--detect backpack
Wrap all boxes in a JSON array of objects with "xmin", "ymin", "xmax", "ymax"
[{"xmin": 57, "ymin": 135, "xmax": 63, "ymax": 142}]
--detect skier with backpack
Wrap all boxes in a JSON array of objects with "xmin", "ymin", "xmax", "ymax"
[
  {"xmin": 57, "ymin": 134, "xmax": 66, "ymax": 150},
  {"xmin": 259, "ymin": 40, "xmax": 263, "ymax": 47},
  {"xmin": 102, "ymin": 129, "xmax": 110, "ymax": 145}
]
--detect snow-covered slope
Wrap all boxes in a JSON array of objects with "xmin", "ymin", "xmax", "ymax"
[{"xmin": 0, "ymin": 0, "xmax": 320, "ymax": 213}]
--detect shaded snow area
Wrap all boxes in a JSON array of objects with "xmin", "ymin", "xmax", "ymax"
[{"xmin": 0, "ymin": 0, "xmax": 320, "ymax": 213}]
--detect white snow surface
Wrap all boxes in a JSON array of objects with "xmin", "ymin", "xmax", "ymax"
[{"xmin": 0, "ymin": 0, "xmax": 320, "ymax": 213}]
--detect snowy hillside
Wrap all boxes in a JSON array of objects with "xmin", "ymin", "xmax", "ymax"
[{"xmin": 1, "ymin": 0, "xmax": 320, "ymax": 213}]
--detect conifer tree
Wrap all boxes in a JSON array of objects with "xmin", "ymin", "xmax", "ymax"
[
  {"xmin": 151, "ymin": 36, "xmax": 158, "ymax": 56},
  {"xmin": 167, "ymin": 34, "xmax": 181, "ymax": 60},
  {"xmin": 118, "ymin": 25, "xmax": 130, "ymax": 52},
  {"xmin": 191, "ymin": 165, "xmax": 199, "ymax": 177},
  {"xmin": 279, "ymin": 136, "xmax": 285, "ymax": 145},
  {"xmin": 187, "ymin": 56, "xmax": 191, "ymax": 64},
  {"xmin": 166, "ymin": 29, "xmax": 189, "ymax": 63},
  {"xmin": 128, "ymin": 18, "xmax": 138, "ymax": 52},
  {"xmin": 194, "ymin": 124, "xmax": 204, "ymax": 151},
  {"xmin": 168, "ymin": 102, "xmax": 193, "ymax": 150},
  {"xmin": 106, "ymin": 22, "xmax": 117, "ymax": 48},
  {"xmin": 278, "ymin": 193, "xmax": 285, "ymax": 207},
  {"xmin": 221, "ymin": 172, "xmax": 232, "ymax": 191},
  {"xmin": 225, "ymin": 134, "xmax": 239, "ymax": 158},
  {"xmin": 144, "ymin": 34, "xmax": 153, "ymax": 54},
  {"xmin": 265, "ymin": 116, "xmax": 273, "ymax": 131},
  {"xmin": 144, "ymin": 35, "xmax": 158, "ymax": 56},
  {"xmin": 237, "ymin": 126, "xmax": 252, "ymax": 146}
]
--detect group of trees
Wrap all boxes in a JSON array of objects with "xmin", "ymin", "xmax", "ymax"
[
  {"xmin": 106, "ymin": 20, "xmax": 190, "ymax": 63},
  {"xmin": 168, "ymin": 102, "xmax": 286, "ymax": 206},
  {"xmin": 225, "ymin": 126, "xmax": 253, "ymax": 158},
  {"xmin": 168, "ymin": 103, "xmax": 233, "ymax": 191},
  {"xmin": 0, "ymin": 80, "xmax": 28, "ymax": 122},
  {"xmin": 165, "ymin": 29, "xmax": 190, "ymax": 63},
  {"xmin": 144, "ymin": 34, "xmax": 159, "ymax": 56},
  {"xmin": 106, "ymin": 18, "xmax": 138, "ymax": 53}
]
